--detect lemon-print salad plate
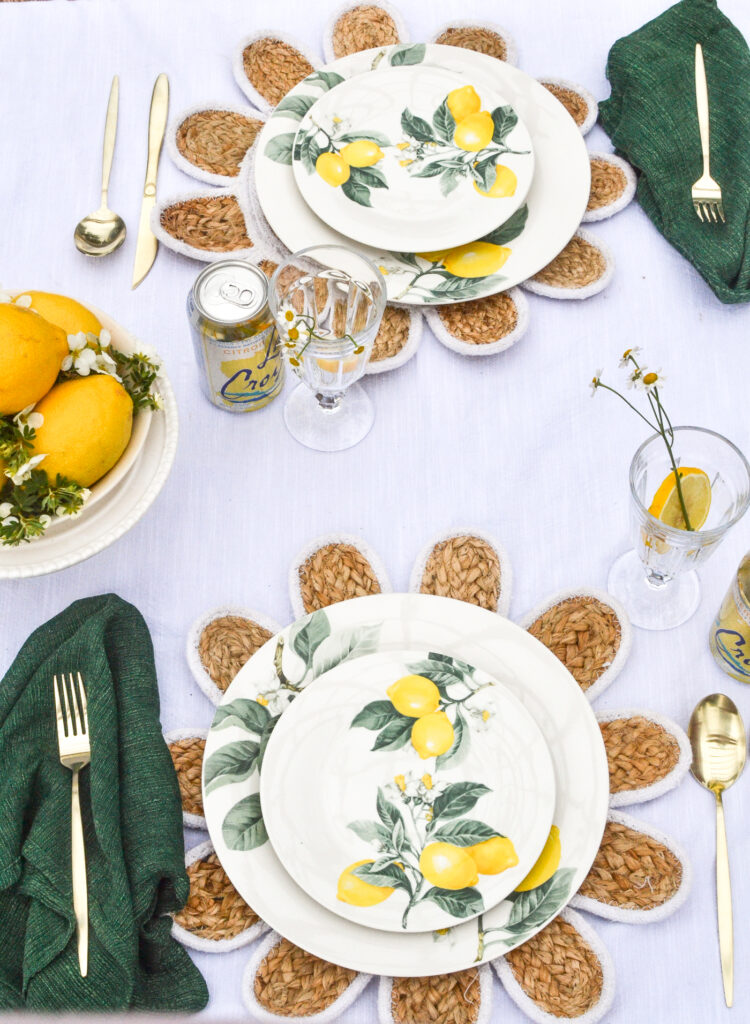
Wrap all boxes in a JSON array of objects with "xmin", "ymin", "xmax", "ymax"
[
  {"xmin": 202, "ymin": 594, "xmax": 608, "ymax": 976},
  {"xmin": 291, "ymin": 65, "xmax": 534, "ymax": 253},
  {"xmin": 254, "ymin": 44, "xmax": 590, "ymax": 305},
  {"xmin": 259, "ymin": 649, "xmax": 555, "ymax": 933}
]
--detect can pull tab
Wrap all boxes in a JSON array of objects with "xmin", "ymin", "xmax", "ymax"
[{"xmin": 219, "ymin": 281, "xmax": 257, "ymax": 307}]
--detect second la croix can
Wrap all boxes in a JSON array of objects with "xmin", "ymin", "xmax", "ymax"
[{"xmin": 187, "ymin": 259, "xmax": 284, "ymax": 413}]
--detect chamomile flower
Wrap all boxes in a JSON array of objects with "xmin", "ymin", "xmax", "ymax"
[
  {"xmin": 619, "ymin": 346, "xmax": 642, "ymax": 368},
  {"xmin": 589, "ymin": 370, "xmax": 603, "ymax": 397},
  {"xmin": 640, "ymin": 369, "xmax": 665, "ymax": 393}
]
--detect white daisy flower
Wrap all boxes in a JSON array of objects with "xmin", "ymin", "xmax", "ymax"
[
  {"xmin": 9, "ymin": 454, "xmax": 47, "ymax": 485},
  {"xmin": 619, "ymin": 346, "xmax": 642, "ymax": 368}
]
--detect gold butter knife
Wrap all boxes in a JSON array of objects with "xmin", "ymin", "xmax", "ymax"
[{"xmin": 132, "ymin": 73, "xmax": 169, "ymax": 289}]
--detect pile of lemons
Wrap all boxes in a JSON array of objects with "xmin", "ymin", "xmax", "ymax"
[{"xmin": 0, "ymin": 293, "xmax": 133, "ymax": 488}]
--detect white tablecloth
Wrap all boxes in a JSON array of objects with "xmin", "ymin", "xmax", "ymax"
[{"xmin": 2, "ymin": 0, "xmax": 750, "ymax": 1020}]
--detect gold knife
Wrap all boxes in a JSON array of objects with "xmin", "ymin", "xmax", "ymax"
[{"xmin": 132, "ymin": 73, "xmax": 169, "ymax": 289}]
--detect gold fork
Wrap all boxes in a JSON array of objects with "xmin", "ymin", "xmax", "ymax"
[
  {"xmin": 54, "ymin": 672, "xmax": 90, "ymax": 977},
  {"xmin": 692, "ymin": 43, "xmax": 725, "ymax": 223}
]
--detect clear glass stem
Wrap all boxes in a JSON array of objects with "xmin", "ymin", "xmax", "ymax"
[{"xmin": 316, "ymin": 392, "xmax": 343, "ymax": 412}]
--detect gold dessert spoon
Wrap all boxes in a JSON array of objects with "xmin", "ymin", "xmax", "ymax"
[{"xmin": 74, "ymin": 75, "xmax": 126, "ymax": 257}]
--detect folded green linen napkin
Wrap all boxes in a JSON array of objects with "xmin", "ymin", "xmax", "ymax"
[
  {"xmin": 0, "ymin": 594, "xmax": 208, "ymax": 1012},
  {"xmin": 599, "ymin": 0, "xmax": 750, "ymax": 303}
]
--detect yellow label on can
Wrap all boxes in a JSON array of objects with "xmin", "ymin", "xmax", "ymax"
[{"xmin": 202, "ymin": 325, "xmax": 283, "ymax": 411}]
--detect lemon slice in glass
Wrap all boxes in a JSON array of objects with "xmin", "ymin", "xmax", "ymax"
[{"xmin": 648, "ymin": 467, "xmax": 712, "ymax": 530}]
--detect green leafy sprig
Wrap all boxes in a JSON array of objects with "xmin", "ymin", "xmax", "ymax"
[{"xmin": 0, "ymin": 470, "xmax": 87, "ymax": 546}]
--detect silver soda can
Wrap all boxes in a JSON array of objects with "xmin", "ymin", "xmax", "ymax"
[{"xmin": 187, "ymin": 260, "xmax": 284, "ymax": 412}]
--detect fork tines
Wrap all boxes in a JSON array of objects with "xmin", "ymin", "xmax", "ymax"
[
  {"xmin": 54, "ymin": 672, "xmax": 89, "ymax": 740},
  {"xmin": 693, "ymin": 198, "xmax": 726, "ymax": 224}
]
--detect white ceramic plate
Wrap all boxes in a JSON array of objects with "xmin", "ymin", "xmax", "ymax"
[
  {"xmin": 203, "ymin": 593, "xmax": 609, "ymax": 976},
  {"xmin": 0, "ymin": 308, "xmax": 177, "ymax": 579},
  {"xmin": 254, "ymin": 44, "xmax": 590, "ymax": 305},
  {"xmin": 260, "ymin": 648, "xmax": 555, "ymax": 933},
  {"xmin": 292, "ymin": 65, "xmax": 534, "ymax": 253}
]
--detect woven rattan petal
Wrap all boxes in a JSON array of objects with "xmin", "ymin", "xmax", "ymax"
[
  {"xmin": 169, "ymin": 735, "xmax": 205, "ymax": 818},
  {"xmin": 298, "ymin": 542, "xmax": 383, "ymax": 613},
  {"xmin": 588, "ymin": 156, "xmax": 628, "ymax": 213},
  {"xmin": 370, "ymin": 305, "xmax": 411, "ymax": 363},
  {"xmin": 176, "ymin": 110, "xmax": 264, "ymax": 177},
  {"xmin": 433, "ymin": 25, "xmax": 510, "ymax": 62},
  {"xmin": 242, "ymin": 37, "xmax": 315, "ymax": 108},
  {"xmin": 330, "ymin": 4, "xmax": 402, "ymax": 59},
  {"xmin": 174, "ymin": 850, "xmax": 260, "ymax": 941},
  {"xmin": 254, "ymin": 937, "xmax": 358, "ymax": 1016},
  {"xmin": 578, "ymin": 819, "xmax": 683, "ymax": 912},
  {"xmin": 531, "ymin": 234, "xmax": 607, "ymax": 291},
  {"xmin": 435, "ymin": 292, "xmax": 519, "ymax": 346},
  {"xmin": 526, "ymin": 595, "xmax": 621, "ymax": 692},
  {"xmin": 504, "ymin": 915, "xmax": 604, "ymax": 1019},
  {"xmin": 418, "ymin": 535, "xmax": 501, "ymax": 611},
  {"xmin": 601, "ymin": 716, "xmax": 681, "ymax": 796},
  {"xmin": 199, "ymin": 614, "xmax": 274, "ymax": 693},
  {"xmin": 390, "ymin": 971, "xmax": 483, "ymax": 1024},
  {"xmin": 159, "ymin": 195, "xmax": 252, "ymax": 253},
  {"xmin": 540, "ymin": 81, "xmax": 592, "ymax": 129}
]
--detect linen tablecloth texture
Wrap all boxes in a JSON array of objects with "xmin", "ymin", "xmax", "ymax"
[
  {"xmin": 599, "ymin": 0, "xmax": 750, "ymax": 303},
  {"xmin": 0, "ymin": 594, "xmax": 208, "ymax": 1012}
]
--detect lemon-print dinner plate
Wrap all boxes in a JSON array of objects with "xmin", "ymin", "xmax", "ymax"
[
  {"xmin": 260, "ymin": 648, "xmax": 554, "ymax": 933},
  {"xmin": 291, "ymin": 65, "xmax": 534, "ymax": 253},
  {"xmin": 202, "ymin": 594, "xmax": 608, "ymax": 976},
  {"xmin": 254, "ymin": 44, "xmax": 590, "ymax": 305}
]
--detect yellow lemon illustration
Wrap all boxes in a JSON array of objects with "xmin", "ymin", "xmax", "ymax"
[
  {"xmin": 443, "ymin": 242, "xmax": 511, "ymax": 279},
  {"xmin": 515, "ymin": 825, "xmax": 561, "ymax": 892},
  {"xmin": 474, "ymin": 164, "xmax": 518, "ymax": 198},
  {"xmin": 411, "ymin": 710, "xmax": 454, "ymax": 758},
  {"xmin": 453, "ymin": 111, "xmax": 494, "ymax": 152},
  {"xmin": 387, "ymin": 674, "xmax": 440, "ymax": 718},
  {"xmin": 31, "ymin": 375, "xmax": 133, "ymax": 487},
  {"xmin": 446, "ymin": 84, "xmax": 481, "ymax": 123},
  {"xmin": 18, "ymin": 291, "xmax": 102, "ymax": 337},
  {"xmin": 420, "ymin": 843, "xmax": 478, "ymax": 890},
  {"xmin": 416, "ymin": 249, "xmax": 450, "ymax": 264},
  {"xmin": 340, "ymin": 140, "xmax": 384, "ymax": 167},
  {"xmin": 468, "ymin": 836, "xmax": 519, "ymax": 875},
  {"xmin": 316, "ymin": 152, "xmax": 350, "ymax": 186},
  {"xmin": 0, "ymin": 304, "xmax": 68, "ymax": 415},
  {"xmin": 337, "ymin": 860, "xmax": 394, "ymax": 906},
  {"xmin": 648, "ymin": 468, "xmax": 711, "ymax": 531}
]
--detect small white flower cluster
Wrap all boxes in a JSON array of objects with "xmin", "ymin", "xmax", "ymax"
[
  {"xmin": 2, "ymin": 406, "xmax": 46, "ymax": 485},
  {"xmin": 592, "ymin": 347, "xmax": 666, "ymax": 397},
  {"xmin": 254, "ymin": 685, "xmax": 291, "ymax": 716},
  {"xmin": 62, "ymin": 329, "xmax": 121, "ymax": 380},
  {"xmin": 386, "ymin": 770, "xmax": 446, "ymax": 808}
]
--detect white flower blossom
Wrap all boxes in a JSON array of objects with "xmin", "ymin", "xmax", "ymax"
[
  {"xmin": 589, "ymin": 370, "xmax": 603, "ymax": 398},
  {"xmin": 1, "ymin": 516, "xmax": 18, "ymax": 526},
  {"xmin": 618, "ymin": 346, "xmax": 642, "ymax": 368},
  {"xmin": 99, "ymin": 328, "xmax": 112, "ymax": 346},
  {"xmin": 626, "ymin": 368, "xmax": 643, "ymax": 390},
  {"xmin": 38, "ymin": 515, "xmax": 51, "ymax": 528},
  {"xmin": 639, "ymin": 369, "xmax": 665, "ymax": 393},
  {"xmin": 9, "ymin": 453, "xmax": 47, "ymax": 485},
  {"xmin": 0, "ymin": 502, "xmax": 13, "ymax": 519}
]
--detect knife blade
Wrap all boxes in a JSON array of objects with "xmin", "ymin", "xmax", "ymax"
[{"xmin": 132, "ymin": 73, "xmax": 169, "ymax": 289}]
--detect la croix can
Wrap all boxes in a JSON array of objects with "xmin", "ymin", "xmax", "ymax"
[{"xmin": 187, "ymin": 260, "xmax": 284, "ymax": 412}]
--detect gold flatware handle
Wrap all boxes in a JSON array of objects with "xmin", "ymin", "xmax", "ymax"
[
  {"xmin": 715, "ymin": 790, "xmax": 733, "ymax": 1006},
  {"xmin": 143, "ymin": 73, "xmax": 169, "ymax": 196},
  {"xmin": 101, "ymin": 75, "xmax": 119, "ymax": 209},
  {"xmin": 71, "ymin": 769, "xmax": 88, "ymax": 977},
  {"xmin": 695, "ymin": 43, "xmax": 711, "ymax": 172}
]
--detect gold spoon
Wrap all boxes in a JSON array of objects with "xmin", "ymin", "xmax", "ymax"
[
  {"xmin": 74, "ymin": 75, "xmax": 126, "ymax": 256},
  {"xmin": 688, "ymin": 693, "xmax": 746, "ymax": 1008}
]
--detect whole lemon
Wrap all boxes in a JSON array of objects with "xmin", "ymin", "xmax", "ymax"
[
  {"xmin": 316, "ymin": 152, "xmax": 351, "ymax": 187},
  {"xmin": 411, "ymin": 710, "xmax": 454, "ymax": 758},
  {"xmin": 468, "ymin": 836, "xmax": 519, "ymax": 875},
  {"xmin": 340, "ymin": 140, "xmax": 384, "ymax": 167},
  {"xmin": 443, "ymin": 242, "xmax": 511, "ymax": 279},
  {"xmin": 0, "ymin": 304, "xmax": 68, "ymax": 415},
  {"xmin": 387, "ymin": 674, "xmax": 440, "ymax": 718},
  {"xmin": 515, "ymin": 825, "xmax": 561, "ymax": 892},
  {"xmin": 31, "ymin": 375, "xmax": 133, "ymax": 487},
  {"xmin": 18, "ymin": 292, "xmax": 102, "ymax": 337},
  {"xmin": 420, "ymin": 843, "xmax": 478, "ymax": 890},
  {"xmin": 474, "ymin": 164, "xmax": 518, "ymax": 198},
  {"xmin": 337, "ymin": 860, "xmax": 394, "ymax": 906},
  {"xmin": 453, "ymin": 111, "xmax": 494, "ymax": 152},
  {"xmin": 446, "ymin": 85, "xmax": 481, "ymax": 123}
]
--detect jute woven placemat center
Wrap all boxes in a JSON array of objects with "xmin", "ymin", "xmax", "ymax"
[
  {"xmin": 527, "ymin": 596, "xmax": 621, "ymax": 690},
  {"xmin": 434, "ymin": 26, "xmax": 508, "ymax": 62},
  {"xmin": 332, "ymin": 5, "xmax": 401, "ymax": 58},
  {"xmin": 176, "ymin": 110, "xmax": 263, "ymax": 177},
  {"xmin": 199, "ymin": 614, "xmax": 274, "ymax": 692},
  {"xmin": 169, "ymin": 736, "xmax": 205, "ymax": 816},
  {"xmin": 298, "ymin": 543, "xmax": 382, "ymax": 612},
  {"xmin": 255, "ymin": 938, "xmax": 358, "ymax": 1016},
  {"xmin": 437, "ymin": 293, "xmax": 518, "ymax": 345},
  {"xmin": 174, "ymin": 852, "xmax": 259, "ymax": 939},
  {"xmin": 391, "ymin": 971, "xmax": 482, "ymax": 1024},
  {"xmin": 242, "ymin": 38, "xmax": 314, "ymax": 107},
  {"xmin": 160, "ymin": 196, "xmax": 251, "ymax": 253},
  {"xmin": 532, "ymin": 236, "xmax": 606, "ymax": 289},
  {"xmin": 419, "ymin": 535, "xmax": 501, "ymax": 609},
  {"xmin": 588, "ymin": 158, "xmax": 627, "ymax": 212},
  {"xmin": 600, "ymin": 716, "xmax": 680, "ymax": 794},
  {"xmin": 371, "ymin": 305, "xmax": 411, "ymax": 362},
  {"xmin": 579, "ymin": 820, "xmax": 682, "ymax": 910},
  {"xmin": 541, "ymin": 83, "xmax": 589, "ymax": 126}
]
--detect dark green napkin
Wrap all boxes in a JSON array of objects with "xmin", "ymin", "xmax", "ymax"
[
  {"xmin": 599, "ymin": 0, "xmax": 750, "ymax": 303},
  {"xmin": 0, "ymin": 594, "xmax": 208, "ymax": 1012}
]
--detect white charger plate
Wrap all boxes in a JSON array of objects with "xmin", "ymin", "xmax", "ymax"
[
  {"xmin": 0, "ymin": 308, "xmax": 177, "ymax": 579},
  {"xmin": 292, "ymin": 65, "xmax": 534, "ymax": 253},
  {"xmin": 260, "ymin": 648, "xmax": 554, "ymax": 933},
  {"xmin": 254, "ymin": 44, "xmax": 590, "ymax": 305},
  {"xmin": 202, "ymin": 593, "xmax": 609, "ymax": 976}
]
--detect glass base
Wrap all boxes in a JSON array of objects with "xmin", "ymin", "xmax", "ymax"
[
  {"xmin": 608, "ymin": 549, "xmax": 701, "ymax": 630},
  {"xmin": 283, "ymin": 382, "xmax": 374, "ymax": 452}
]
